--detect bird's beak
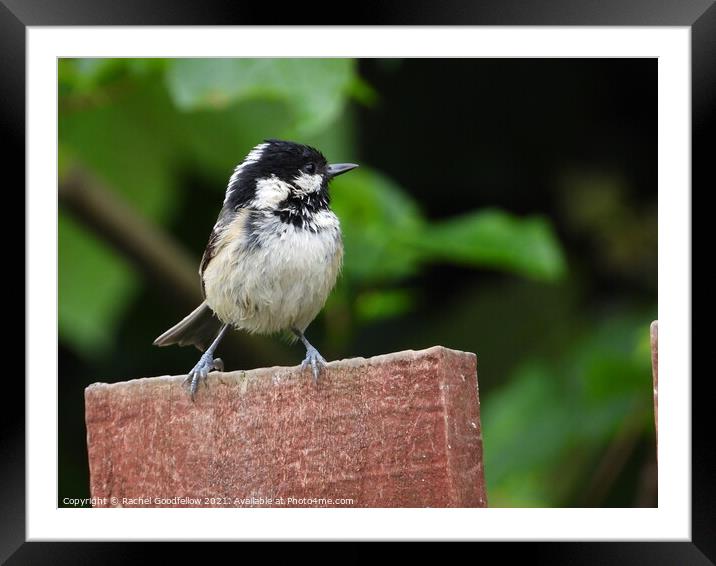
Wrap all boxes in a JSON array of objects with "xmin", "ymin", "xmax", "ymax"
[{"xmin": 327, "ymin": 163, "xmax": 359, "ymax": 178}]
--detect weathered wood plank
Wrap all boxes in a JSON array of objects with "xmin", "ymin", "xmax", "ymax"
[{"xmin": 85, "ymin": 346, "xmax": 487, "ymax": 508}]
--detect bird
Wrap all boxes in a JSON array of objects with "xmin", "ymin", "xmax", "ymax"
[{"xmin": 153, "ymin": 139, "xmax": 358, "ymax": 398}]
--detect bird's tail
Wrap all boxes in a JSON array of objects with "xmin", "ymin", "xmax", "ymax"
[{"xmin": 153, "ymin": 301, "xmax": 223, "ymax": 352}]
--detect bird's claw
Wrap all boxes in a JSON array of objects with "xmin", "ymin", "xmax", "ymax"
[
  {"xmin": 184, "ymin": 355, "xmax": 223, "ymax": 400},
  {"xmin": 300, "ymin": 346, "xmax": 327, "ymax": 383}
]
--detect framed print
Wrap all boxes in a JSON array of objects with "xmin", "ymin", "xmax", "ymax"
[{"xmin": 7, "ymin": 0, "xmax": 710, "ymax": 561}]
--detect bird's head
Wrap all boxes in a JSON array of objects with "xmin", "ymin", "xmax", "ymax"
[{"xmin": 223, "ymin": 140, "xmax": 358, "ymax": 221}]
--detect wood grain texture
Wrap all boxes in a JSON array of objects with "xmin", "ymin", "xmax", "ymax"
[{"xmin": 85, "ymin": 346, "xmax": 487, "ymax": 508}]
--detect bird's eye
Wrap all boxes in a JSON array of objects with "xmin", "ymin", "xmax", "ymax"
[{"xmin": 304, "ymin": 163, "xmax": 316, "ymax": 174}]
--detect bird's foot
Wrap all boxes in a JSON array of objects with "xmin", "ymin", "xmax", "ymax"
[
  {"xmin": 184, "ymin": 354, "xmax": 224, "ymax": 400},
  {"xmin": 300, "ymin": 346, "xmax": 327, "ymax": 383}
]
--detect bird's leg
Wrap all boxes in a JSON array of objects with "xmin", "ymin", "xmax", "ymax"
[
  {"xmin": 185, "ymin": 324, "xmax": 228, "ymax": 400},
  {"xmin": 291, "ymin": 327, "xmax": 327, "ymax": 383}
]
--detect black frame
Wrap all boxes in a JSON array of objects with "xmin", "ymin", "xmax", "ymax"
[{"xmin": 7, "ymin": 0, "xmax": 710, "ymax": 561}]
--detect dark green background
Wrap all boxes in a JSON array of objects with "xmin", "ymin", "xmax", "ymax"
[{"xmin": 59, "ymin": 58, "xmax": 657, "ymax": 507}]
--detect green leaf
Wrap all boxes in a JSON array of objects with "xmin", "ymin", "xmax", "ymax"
[
  {"xmin": 332, "ymin": 170, "xmax": 567, "ymax": 286},
  {"xmin": 419, "ymin": 209, "xmax": 567, "ymax": 281},
  {"xmin": 60, "ymin": 79, "xmax": 180, "ymax": 222},
  {"xmin": 59, "ymin": 59, "xmax": 125, "ymax": 94},
  {"xmin": 59, "ymin": 58, "xmax": 165, "ymax": 96},
  {"xmin": 302, "ymin": 106, "xmax": 357, "ymax": 167},
  {"xmin": 59, "ymin": 214, "xmax": 138, "ymax": 357},
  {"xmin": 165, "ymin": 59, "xmax": 356, "ymax": 134},
  {"xmin": 176, "ymin": 99, "xmax": 295, "ymax": 178},
  {"xmin": 331, "ymin": 167, "xmax": 425, "ymax": 283}
]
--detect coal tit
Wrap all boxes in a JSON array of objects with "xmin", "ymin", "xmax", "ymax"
[{"xmin": 154, "ymin": 139, "xmax": 358, "ymax": 397}]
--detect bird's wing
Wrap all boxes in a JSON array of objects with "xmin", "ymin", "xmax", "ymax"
[
  {"xmin": 199, "ymin": 224, "xmax": 223, "ymax": 296},
  {"xmin": 199, "ymin": 208, "xmax": 250, "ymax": 296}
]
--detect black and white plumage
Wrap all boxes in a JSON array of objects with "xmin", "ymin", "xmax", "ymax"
[{"xmin": 153, "ymin": 139, "xmax": 358, "ymax": 397}]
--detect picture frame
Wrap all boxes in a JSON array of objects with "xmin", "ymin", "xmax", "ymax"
[{"xmin": 8, "ymin": 0, "xmax": 708, "ymax": 560}]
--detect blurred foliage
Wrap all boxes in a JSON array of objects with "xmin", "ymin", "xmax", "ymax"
[
  {"xmin": 482, "ymin": 309, "xmax": 654, "ymax": 506},
  {"xmin": 58, "ymin": 58, "xmax": 656, "ymax": 508},
  {"xmin": 558, "ymin": 171, "xmax": 657, "ymax": 285},
  {"xmin": 59, "ymin": 57, "xmax": 566, "ymax": 357},
  {"xmin": 166, "ymin": 59, "xmax": 356, "ymax": 134}
]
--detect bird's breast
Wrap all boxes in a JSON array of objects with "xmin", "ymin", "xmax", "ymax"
[{"xmin": 202, "ymin": 210, "xmax": 343, "ymax": 334}]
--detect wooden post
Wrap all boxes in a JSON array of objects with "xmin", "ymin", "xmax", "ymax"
[
  {"xmin": 85, "ymin": 346, "xmax": 487, "ymax": 508},
  {"xmin": 650, "ymin": 321, "xmax": 658, "ymax": 450}
]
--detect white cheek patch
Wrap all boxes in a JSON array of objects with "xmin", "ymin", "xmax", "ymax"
[
  {"xmin": 253, "ymin": 176, "xmax": 292, "ymax": 209},
  {"xmin": 292, "ymin": 172, "xmax": 324, "ymax": 194}
]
